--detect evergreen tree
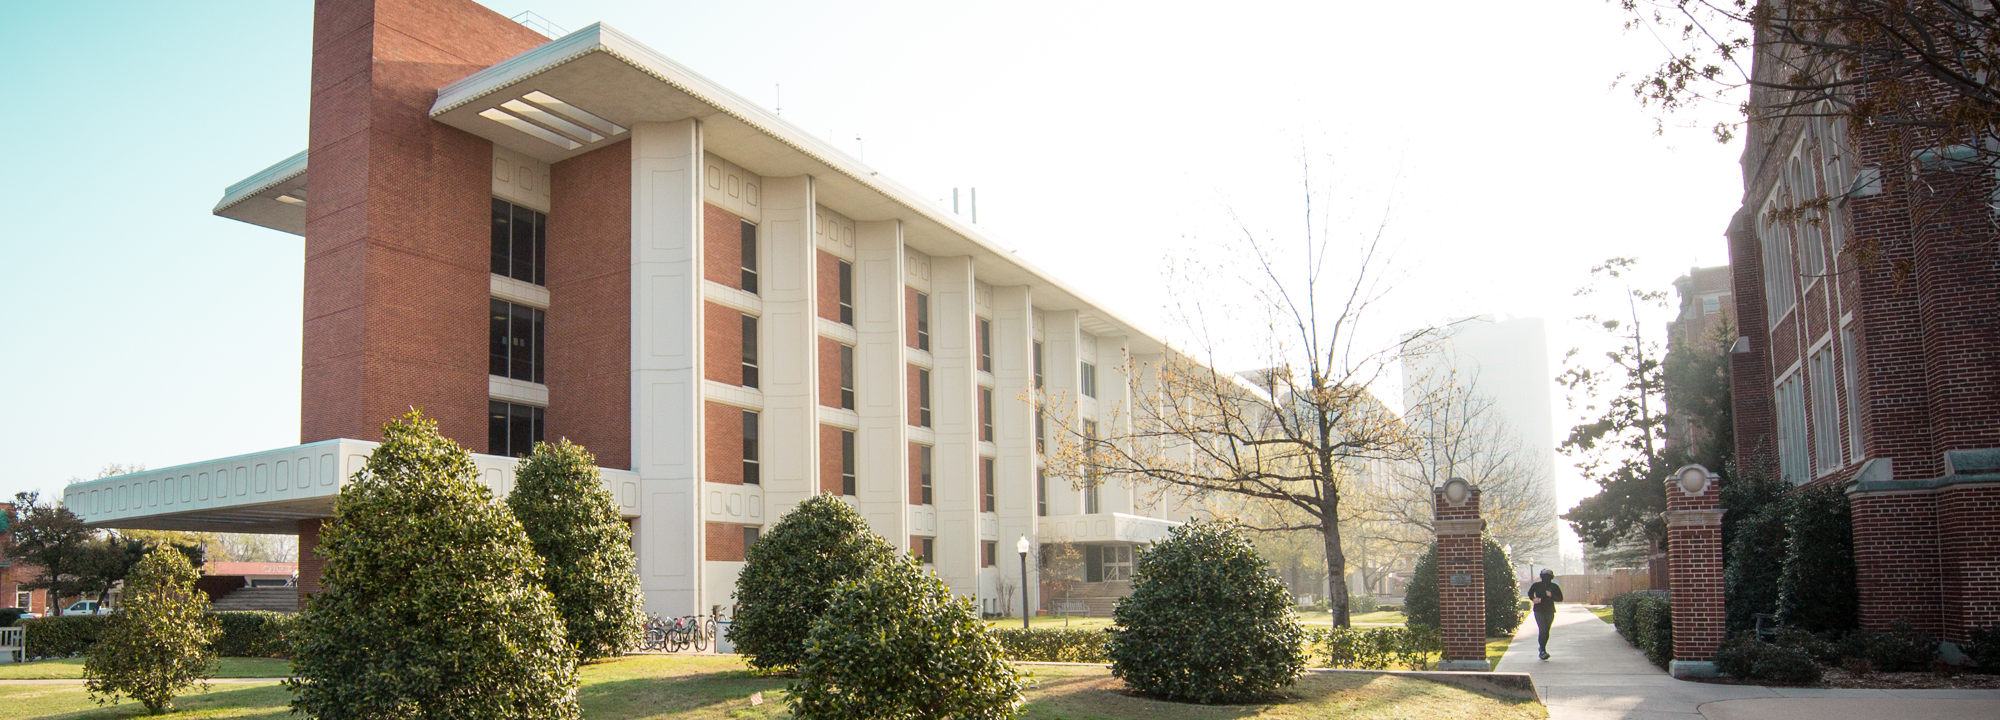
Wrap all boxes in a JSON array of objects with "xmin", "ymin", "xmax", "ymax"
[
  {"xmin": 84, "ymin": 548, "xmax": 219, "ymax": 715},
  {"xmin": 729, "ymin": 494, "xmax": 896, "ymax": 671},
  {"xmin": 1108, "ymin": 520, "xmax": 1305, "ymax": 704},
  {"xmin": 507, "ymin": 440, "xmax": 645, "ymax": 662},
  {"xmin": 288, "ymin": 412, "xmax": 580, "ymax": 720}
]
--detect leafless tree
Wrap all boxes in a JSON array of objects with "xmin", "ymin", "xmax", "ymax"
[{"xmin": 1042, "ymin": 166, "xmax": 1422, "ymax": 628}]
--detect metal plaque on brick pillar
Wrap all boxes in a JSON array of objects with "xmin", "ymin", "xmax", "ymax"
[
  {"xmin": 1665, "ymin": 464, "xmax": 1725, "ymax": 678},
  {"xmin": 1433, "ymin": 478, "xmax": 1488, "ymax": 671}
]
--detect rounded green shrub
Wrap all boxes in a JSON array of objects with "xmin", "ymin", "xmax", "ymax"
[
  {"xmin": 990, "ymin": 627, "xmax": 1112, "ymax": 663},
  {"xmin": 729, "ymin": 494, "xmax": 896, "ymax": 671},
  {"xmin": 1776, "ymin": 485, "xmax": 1858, "ymax": 633},
  {"xmin": 508, "ymin": 440, "xmax": 646, "ymax": 662},
  {"xmin": 1713, "ymin": 633, "xmax": 1822, "ymax": 684},
  {"xmin": 84, "ymin": 548, "xmax": 221, "ymax": 715},
  {"xmin": 287, "ymin": 412, "xmax": 580, "ymax": 720},
  {"xmin": 1403, "ymin": 535, "xmax": 1523, "ymax": 636},
  {"xmin": 1108, "ymin": 520, "xmax": 1305, "ymax": 704},
  {"xmin": 788, "ymin": 556, "xmax": 1024, "ymax": 719},
  {"xmin": 210, "ymin": 611, "xmax": 298, "ymax": 658},
  {"xmin": 1611, "ymin": 591, "xmax": 1674, "ymax": 670},
  {"xmin": 1851, "ymin": 620, "xmax": 1937, "ymax": 672}
]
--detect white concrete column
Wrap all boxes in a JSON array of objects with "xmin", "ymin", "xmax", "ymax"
[
  {"xmin": 853, "ymin": 220, "xmax": 910, "ymax": 548},
  {"xmin": 756, "ymin": 175, "xmax": 818, "ymax": 522},
  {"xmin": 630, "ymin": 119, "xmax": 704, "ymax": 616},
  {"xmin": 1041, "ymin": 310, "xmax": 1080, "ymax": 517},
  {"xmin": 930, "ymin": 256, "xmax": 980, "ymax": 596},
  {"xmin": 992, "ymin": 285, "xmax": 1038, "ymax": 615},
  {"xmin": 1099, "ymin": 334, "xmax": 1132, "ymax": 513}
]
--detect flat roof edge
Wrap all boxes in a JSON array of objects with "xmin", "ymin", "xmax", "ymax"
[{"xmin": 214, "ymin": 150, "xmax": 308, "ymax": 215}]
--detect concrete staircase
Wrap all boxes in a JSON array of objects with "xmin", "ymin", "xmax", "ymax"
[{"xmin": 209, "ymin": 587, "xmax": 299, "ymax": 613}]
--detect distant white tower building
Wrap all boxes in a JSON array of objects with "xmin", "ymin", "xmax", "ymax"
[{"xmin": 1400, "ymin": 316, "xmax": 1561, "ymax": 570}]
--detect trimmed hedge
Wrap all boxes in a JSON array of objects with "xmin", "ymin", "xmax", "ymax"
[
  {"xmin": 211, "ymin": 612, "xmax": 297, "ymax": 658},
  {"xmin": 1713, "ymin": 633, "xmax": 1821, "ymax": 684},
  {"xmin": 22, "ymin": 614, "xmax": 104, "ymax": 659},
  {"xmin": 23, "ymin": 612, "xmax": 298, "ymax": 659},
  {"xmin": 1612, "ymin": 592, "xmax": 1673, "ymax": 670},
  {"xmin": 991, "ymin": 628, "xmax": 1111, "ymax": 663},
  {"xmin": 1845, "ymin": 620, "xmax": 1936, "ymax": 672},
  {"xmin": 0, "ymin": 608, "xmax": 24, "ymax": 627},
  {"xmin": 1305, "ymin": 626, "xmax": 1442, "ymax": 670}
]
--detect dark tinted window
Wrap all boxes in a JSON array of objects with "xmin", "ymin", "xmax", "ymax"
[
  {"xmin": 980, "ymin": 388, "xmax": 994, "ymax": 441},
  {"xmin": 742, "ymin": 410, "xmax": 760, "ymax": 485},
  {"xmin": 915, "ymin": 293, "xmax": 930, "ymax": 351},
  {"xmin": 841, "ymin": 429, "xmax": 857, "ymax": 496},
  {"xmin": 920, "ymin": 444, "xmax": 933, "ymax": 505},
  {"xmin": 837, "ymin": 261, "xmax": 854, "ymax": 325},
  {"xmin": 1034, "ymin": 341, "xmax": 1044, "ymax": 389},
  {"xmin": 918, "ymin": 369, "xmax": 932, "ymax": 427},
  {"xmin": 491, "ymin": 198, "xmax": 546, "ymax": 285},
  {"xmin": 982, "ymin": 456, "xmax": 995, "ymax": 512},
  {"xmin": 978, "ymin": 318, "xmax": 991, "ymax": 372},
  {"xmin": 488, "ymin": 401, "xmax": 545, "ymax": 457},
  {"xmin": 743, "ymin": 525, "xmax": 760, "ymax": 550},
  {"xmin": 839, "ymin": 344, "xmax": 855, "ymax": 410},
  {"xmin": 740, "ymin": 221, "xmax": 759, "ymax": 294},
  {"xmin": 490, "ymin": 299, "xmax": 544, "ymax": 383},
  {"xmin": 741, "ymin": 314, "xmax": 759, "ymax": 388}
]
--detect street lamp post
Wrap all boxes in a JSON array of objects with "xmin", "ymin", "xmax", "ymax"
[{"xmin": 1017, "ymin": 535, "xmax": 1032, "ymax": 630}]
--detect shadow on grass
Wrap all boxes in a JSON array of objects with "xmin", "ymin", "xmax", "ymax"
[
  {"xmin": 577, "ymin": 669, "xmax": 792, "ymax": 720},
  {"xmin": 2, "ymin": 682, "xmax": 290, "ymax": 720}
]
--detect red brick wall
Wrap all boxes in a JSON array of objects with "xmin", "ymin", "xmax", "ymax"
[
  {"xmin": 819, "ymin": 424, "xmax": 845, "ymax": 495},
  {"xmin": 906, "ymin": 286, "xmax": 921, "ymax": 349},
  {"xmin": 1937, "ymin": 484, "xmax": 2000, "ymax": 640},
  {"xmin": 704, "ymin": 301, "xmax": 745, "ymax": 386},
  {"xmin": 1665, "ymin": 475, "xmax": 1724, "ymax": 662},
  {"xmin": 704, "ymin": 204, "xmax": 745, "ymax": 289},
  {"xmin": 545, "ymin": 141, "xmax": 631, "ymax": 469},
  {"xmin": 817, "ymin": 250, "xmax": 843, "ymax": 323},
  {"xmin": 908, "ymin": 364, "xmax": 924, "ymax": 427},
  {"xmin": 909, "ymin": 442, "xmax": 926, "ymax": 505},
  {"xmin": 705, "ymin": 401, "xmax": 745, "ymax": 485},
  {"xmin": 302, "ymin": 0, "xmax": 550, "ymax": 447},
  {"xmin": 706, "ymin": 521, "xmax": 749, "ymax": 562},
  {"xmin": 819, "ymin": 336, "xmax": 844, "ymax": 408},
  {"xmin": 296, "ymin": 517, "xmax": 325, "ymax": 609},
  {"xmin": 1850, "ymin": 490, "xmax": 1944, "ymax": 635}
]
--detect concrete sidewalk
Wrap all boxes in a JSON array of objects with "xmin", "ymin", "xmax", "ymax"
[{"xmin": 1493, "ymin": 603, "xmax": 2000, "ymax": 720}]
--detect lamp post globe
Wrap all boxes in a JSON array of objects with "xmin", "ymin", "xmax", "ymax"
[{"xmin": 1017, "ymin": 535, "xmax": 1032, "ymax": 629}]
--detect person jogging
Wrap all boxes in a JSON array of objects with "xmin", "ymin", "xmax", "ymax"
[{"xmin": 1528, "ymin": 569, "xmax": 1563, "ymax": 660}]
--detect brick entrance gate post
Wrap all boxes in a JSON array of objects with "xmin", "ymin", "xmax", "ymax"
[
  {"xmin": 1434, "ymin": 477, "xmax": 1488, "ymax": 671},
  {"xmin": 1665, "ymin": 464, "xmax": 1725, "ymax": 678}
]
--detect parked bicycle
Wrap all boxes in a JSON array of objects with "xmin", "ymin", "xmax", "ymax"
[{"xmin": 640, "ymin": 612, "xmax": 716, "ymax": 653}]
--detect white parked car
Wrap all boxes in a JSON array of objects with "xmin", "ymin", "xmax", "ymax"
[{"xmin": 60, "ymin": 601, "xmax": 113, "ymax": 616}]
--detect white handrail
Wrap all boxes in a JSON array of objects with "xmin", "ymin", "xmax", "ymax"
[{"xmin": 0, "ymin": 626, "xmax": 22, "ymax": 663}]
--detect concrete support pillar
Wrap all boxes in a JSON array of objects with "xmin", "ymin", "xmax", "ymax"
[
  {"xmin": 756, "ymin": 175, "xmax": 818, "ymax": 521},
  {"xmin": 992, "ymin": 285, "xmax": 1037, "ymax": 616},
  {"xmin": 1665, "ymin": 464, "xmax": 1725, "ymax": 678},
  {"xmin": 930, "ymin": 256, "xmax": 979, "ymax": 597},
  {"xmin": 630, "ymin": 119, "xmax": 705, "ymax": 616},
  {"xmin": 1433, "ymin": 478, "xmax": 1487, "ymax": 671},
  {"xmin": 853, "ymin": 221, "xmax": 910, "ymax": 548}
]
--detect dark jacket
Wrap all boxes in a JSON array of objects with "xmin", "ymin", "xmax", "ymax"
[{"xmin": 1529, "ymin": 580, "xmax": 1563, "ymax": 614}]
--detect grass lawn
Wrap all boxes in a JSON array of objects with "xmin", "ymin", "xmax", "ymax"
[
  {"xmin": 1290, "ymin": 609, "xmax": 1408, "ymax": 626},
  {"xmin": 1488, "ymin": 635, "xmax": 1513, "ymax": 669},
  {"xmin": 0, "ymin": 658, "xmax": 291, "ymax": 680},
  {"xmin": 0, "ymin": 654, "xmax": 1545, "ymax": 720},
  {"xmin": 984, "ymin": 615, "xmax": 1116, "ymax": 629},
  {"xmin": 1588, "ymin": 606, "xmax": 1615, "ymax": 624},
  {"xmin": 987, "ymin": 610, "xmax": 1411, "ymax": 629}
]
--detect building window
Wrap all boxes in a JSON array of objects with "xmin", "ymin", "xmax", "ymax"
[
  {"xmin": 920, "ymin": 444, "xmax": 934, "ymax": 505},
  {"xmin": 1775, "ymin": 374, "xmax": 1807, "ymax": 484},
  {"xmin": 741, "ymin": 314, "xmax": 760, "ymax": 389},
  {"xmin": 490, "ymin": 198, "xmax": 546, "ymax": 285},
  {"xmin": 740, "ymin": 220, "xmax": 759, "ymax": 294},
  {"xmin": 1841, "ymin": 324, "xmax": 1863, "ymax": 462},
  {"xmin": 1079, "ymin": 362, "xmax": 1097, "ymax": 398},
  {"xmin": 1083, "ymin": 419, "xmax": 1100, "ymax": 513},
  {"xmin": 1036, "ymin": 408, "xmax": 1045, "ymax": 455},
  {"xmin": 980, "ymin": 388, "xmax": 994, "ymax": 441},
  {"xmin": 1036, "ymin": 468, "xmax": 1047, "ymax": 517},
  {"xmin": 978, "ymin": 318, "xmax": 992, "ymax": 372},
  {"xmin": 743, "ymin": 410, "xmax": 761, "ymax": 485},
  {"xmin": 488, "ymin": 401, "xmax": 545, "ymax": 457},
  {"xmin": 490, "ymin": 299, "xmax": 545, "ymax": 383},
  {"xmin": 840, "ymin": 344, "xmax": 856, "ymax": 410},
  {"xmin": 14, "ymin": 591, "xmax": 29, "ymax": 610},
  {"xmin": 983, "ymin": 540, "xmax": 997, "ymax": 568},
  {"xmin": 838, "ymin": 260, "xmax": 854, "ymax": 325},
  {"xmin": 1033, "ymin": 341, "xmax": 1044, "ymax": 389},
  {"xmin": 743, "ymin": 525, "xmax": 761, "ymax": 552},
  {"xmin": 841, "ymin": 429, "xmax": 857, "ymax": 496},
  {"xmin": 918, "ymin": 537, "xmax": 934, "ymax": 564},
  {"xmin": 916, "ymin": 292, "xmax": 931, "ymax": 351},
  {"xmin": 1701, "ymin": 296, "xmax": 1720, "ymax": 315},
  {"xmin": 982, "ymin": 456, "xmax": 996, "ymax": 512},
  {"xmin": 1810, "ymin": 346, "xmax": 1842, "ymax": 474},
  {"xmin": 918, "ymin": 368, "xmax": 933, "ymax": 427},
  {"xmin": 1100, "ymin": 545, "xmax": 1132, "ymax": 582}
]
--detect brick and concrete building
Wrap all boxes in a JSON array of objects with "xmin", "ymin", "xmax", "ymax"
[
  {"xmin": 0, "ymin": 503, "xmax": 52, "ymax": 616},
  {"xmin": 1724, "ymin": 33, "xmax": 2000, "ymax": 642},
  {"xmin": 61, "ymin": 0, "xmax": 1192, "ymax": 619}
]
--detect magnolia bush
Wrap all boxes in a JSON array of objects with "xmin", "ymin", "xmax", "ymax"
[
  {"xmin": 728, "ymin": 495, "xmax": 894, "ymax": 671},
  {"xmin": 84, "ymin": 548, "xmax": 219, "ymax": 715},
  {"xmin": 508, "ymin": 440, "xmax": 645, "ymax": 662},
  {"xmin": 1108, "ymin": 520, "xmax": 1305, "ymax": 704}
]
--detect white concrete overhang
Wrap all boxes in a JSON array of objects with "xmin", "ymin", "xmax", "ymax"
[
  {"xmin": 63, "ymin": 438, "xmax": 642, "ymax": 535},
  {"xmin": 430, "ymin": 23, "xmax": 1164, "ymax": 352},
  {"xmin": 1037, "ymin": 512, "xmax": 1180, "ymax": 545},
  {"xmin": 212, "ymin": 150, "xmax": 307, "ymax": 237}
]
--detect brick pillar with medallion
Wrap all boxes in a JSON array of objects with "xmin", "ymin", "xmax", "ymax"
[
  {"xmin": 1434, "ymin": 478, "xmax": 1488, "ymax": 671},
  {"xmin": 1665, "ymin": 465, "xmax": 1725, "ymax": 678}
]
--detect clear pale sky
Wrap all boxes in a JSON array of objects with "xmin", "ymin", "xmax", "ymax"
[{"xmin": 0, "ymin": 1, "xmax": 1743, "ymax": 558}]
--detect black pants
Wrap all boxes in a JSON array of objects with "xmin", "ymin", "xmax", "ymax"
[{"xmin": 1535, "ymin": 610, "xmax": 1555, "ymax": 653}]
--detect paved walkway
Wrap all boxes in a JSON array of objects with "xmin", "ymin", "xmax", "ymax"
[{"xmin": 1493, "ymin": 603, "xmax": 2000, "ymax": 720}]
